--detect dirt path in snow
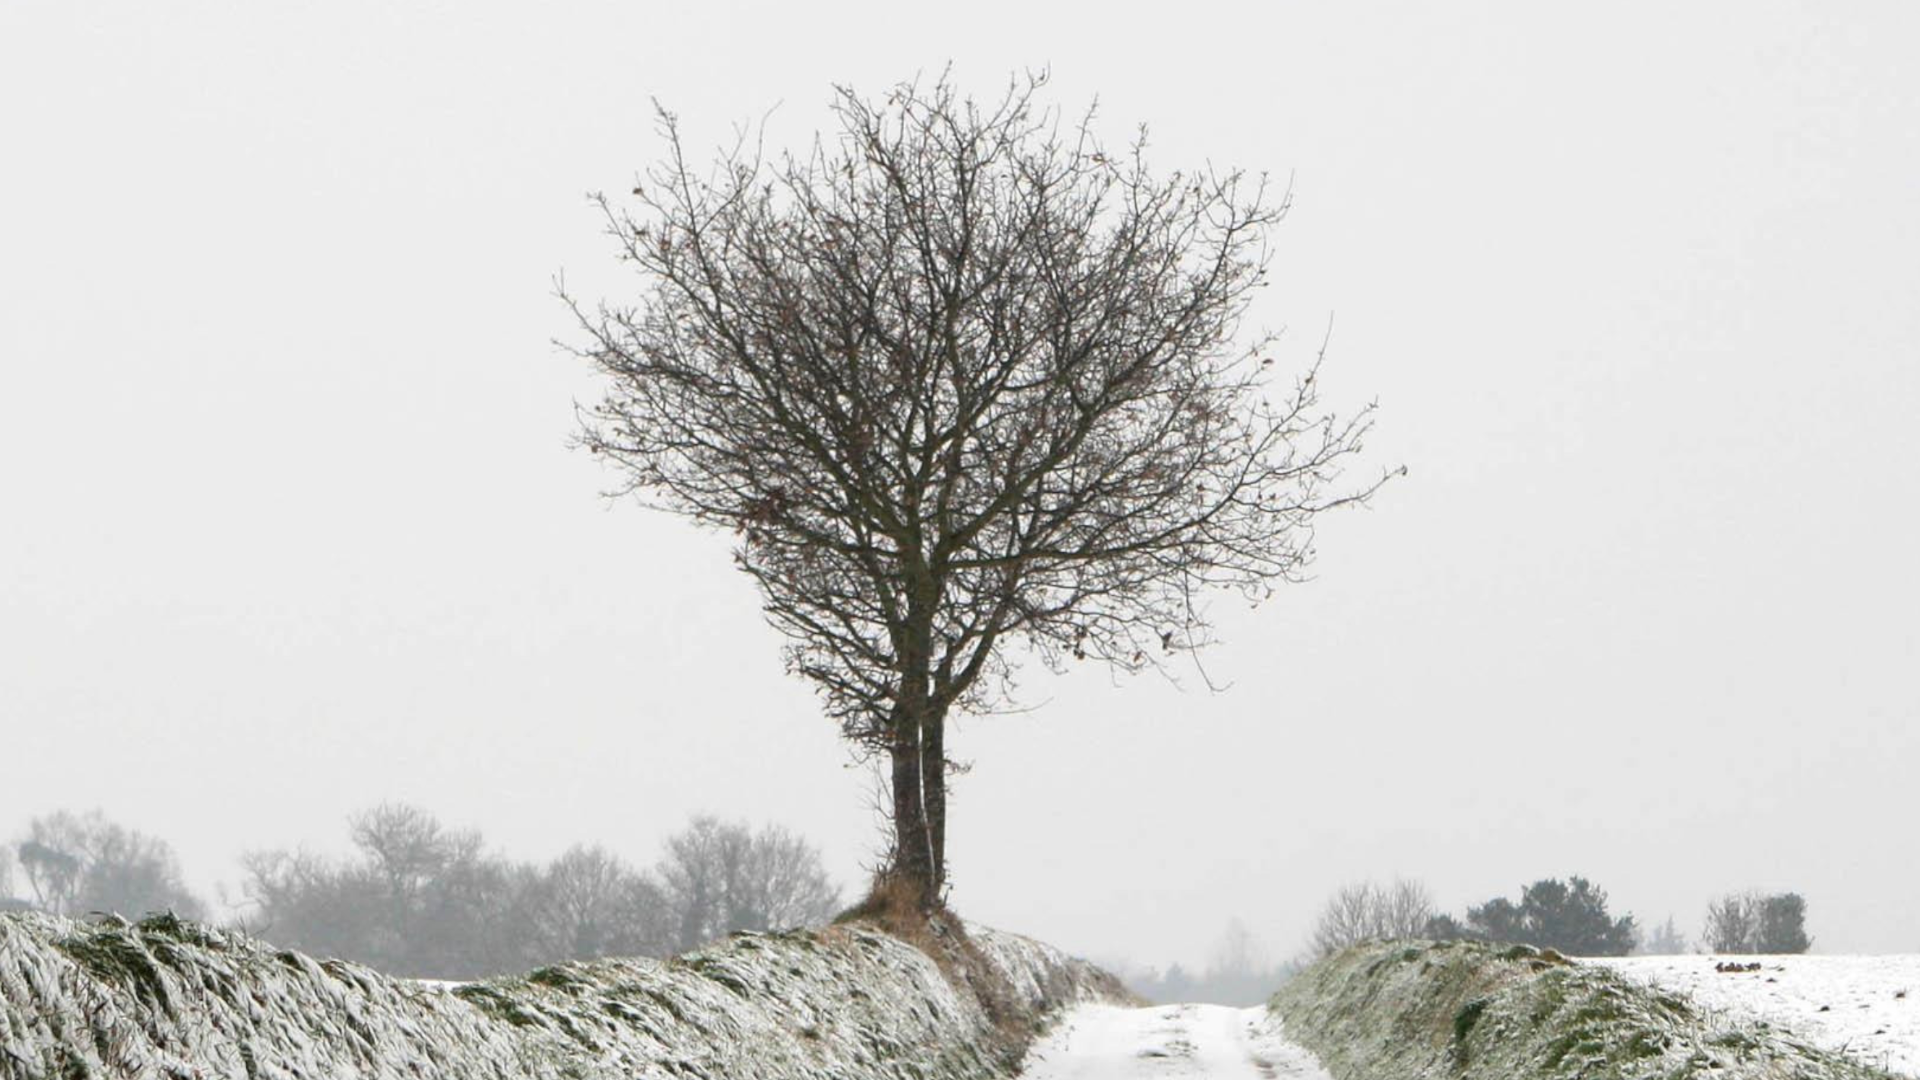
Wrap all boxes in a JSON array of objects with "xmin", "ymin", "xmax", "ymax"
[{"xmin": 1016, "ymin": 1002, "xmax": 1334, "ymax": 1080}]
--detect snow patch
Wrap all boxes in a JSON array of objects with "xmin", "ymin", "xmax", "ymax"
[{"xmin": 1598, "ymin": 955, "xmax": 1920, "ymax": 1078}]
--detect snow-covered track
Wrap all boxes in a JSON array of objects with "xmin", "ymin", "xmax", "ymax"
[{"xmin": 1017, "ymin": 1002, "xmax": 1333, "ymax": 1079}]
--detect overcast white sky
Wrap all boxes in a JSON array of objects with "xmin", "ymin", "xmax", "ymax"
[{"xmin": 2, "ymin": 0, "xmax": 1916, "ymax": 969}]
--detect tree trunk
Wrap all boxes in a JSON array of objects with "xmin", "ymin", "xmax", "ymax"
[
  {"xmin": 920, "ymin": 706, "xmax": 946, "ymax": 896},
  {"xmin": 888, "ymin": 577, "xmax": 943, "ymax": 909},
  {"xmin": 888, "ymin": 714, "xmax": 937, "ymax": 908}
]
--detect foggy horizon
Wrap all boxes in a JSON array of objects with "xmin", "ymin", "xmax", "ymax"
[{"xmin": 3, "ymin": 0, "xmax": 1915, "ymax": 981}]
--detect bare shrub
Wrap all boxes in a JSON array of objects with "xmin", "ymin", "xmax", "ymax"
[{"xmin": 1310, "ymin": 879, "xmax": 1435, "ymax": 957}]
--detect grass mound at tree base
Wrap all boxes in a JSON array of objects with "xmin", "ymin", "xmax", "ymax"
[
  {"xmin": 1272, "ymin": 940, "xmax": 1900, "ymax": 1080},
  {"xmin": 834, "ymin": 873, "xmax": 1141, "ymax": 1058}
]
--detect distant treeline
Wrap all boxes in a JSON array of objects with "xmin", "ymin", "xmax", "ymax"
[
  {"xmin": 1113, "ymin": 918, "xmax": 1301, "ymax": 1007},
  {"xmin": 1122, "ymin": 956, "xmax": 1302, "ymax": 1007},
  {"xmin": 1308, "ymin": 877, "xmax": 1812, "ymax": 959},
  {"xmin": 1, "ymin": 806, "xmax": 841, "ymax": 980}
]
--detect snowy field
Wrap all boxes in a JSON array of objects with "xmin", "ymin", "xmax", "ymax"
[
  {"xmin": 1017, "ymin": 1003, "xmax": 1331, "ymax": 1080},
  {"xmin": 1597, "ymin": 955, "xmax": 1920, "ymax": 1078}
]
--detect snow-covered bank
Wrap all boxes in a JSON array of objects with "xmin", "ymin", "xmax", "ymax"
[
  {"xmin": 1598, "ymin": 955, "xmax": 1920, "ymax": 1078},
  {"xmin": 1272, "ymin": 940, "xmax": 1891, "ymax": 1080},
  {"xmin": 0, "ymin": 910, "xmax": 1126, "ymax": 1079},
  {"xmin": 1017, "ymin": 1002, "xmax": 1331, "ymax": 1080}
]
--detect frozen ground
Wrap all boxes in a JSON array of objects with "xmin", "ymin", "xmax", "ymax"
[
  {"xmin": 1597, "ymin": 955, "xmax": 1920, "ymax": 1077},
  {"xmin": 1016, "ymin": 1003, "xmax": 1331, "ymax": 1080}
]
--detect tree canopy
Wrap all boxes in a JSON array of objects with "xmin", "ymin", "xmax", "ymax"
[
  {"xmin": 571, "ymin": 73, "xmax": 1389, "ymax": 904},
  {"xmin": 1461, "ymin": 877, "xmax": 1638, "ymax": 957}
]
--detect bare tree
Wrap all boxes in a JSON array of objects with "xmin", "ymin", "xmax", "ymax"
[
  {"xmin": 1310, "ymin": 883, "xmax": 1377, "ymax": 958},
  {"xmin": 571, "ymin": 72, "xmax": 1390, "ymax": 907},
  {"xmin": 348, "ymin": 803, "xmax": 479, "ymax": 960},
  {"xmin": 1309, "ymin": 878, "xmax": 1434, "ymax": 957},
  {"xmin": 349, "ymin": 803, "xmax": 469, "ymax": 909},
  {"xmin": 654, "ymin": 816, "xmax": 840, "ymax": 952},
  {"xmin": 240, "ymin": 847, "xmax": 379, "ymax": 953},
  {"xmin": 14, "ymin": 810, "xmax": 203, "ymax": 919},
  {"xmin": 1380, "ymin": 878, "xmax": 1436, "ymax": 940},
  {"xmin": 525, "ymin": 845, "xmax": 671, "ymax": 961},
  {"xmin": 1704, "ymin": 891, "xmax": 1760, "ymax": 953},
  {"xmin": 656, "ymin": 817, "xmax": 731, "ymax": 952},
  {"xmin": 722, "ymin": 823, "xmax": 841, "ymax": 934}
]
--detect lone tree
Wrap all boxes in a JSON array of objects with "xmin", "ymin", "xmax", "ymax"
[
  {"xmin": 570, "ymin": 74, "xmax": 1389, "ymax": 909},
  {"xmin": 1704, "ymin": 891, "xmax": 1811, "ymax": 954}
]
